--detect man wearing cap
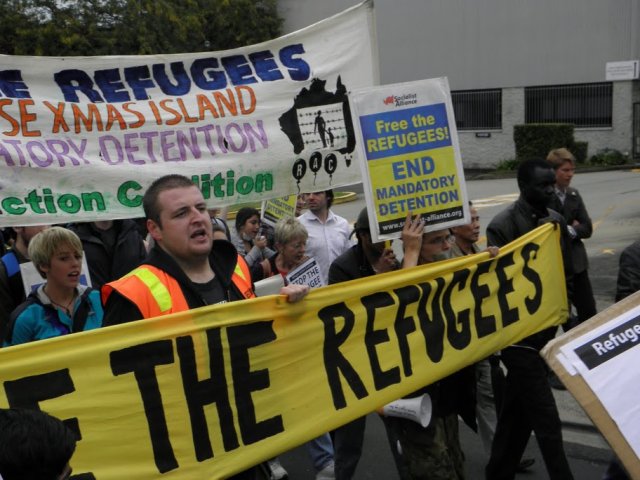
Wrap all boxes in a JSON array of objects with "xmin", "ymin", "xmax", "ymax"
[{"xmin": 328, "ymin": 208, "xmax": 423, "ymax": 479}]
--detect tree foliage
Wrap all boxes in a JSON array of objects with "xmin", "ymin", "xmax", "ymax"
[{"xmin": 0, "ymin": 0, "xmax": 283, "ymax": 56}]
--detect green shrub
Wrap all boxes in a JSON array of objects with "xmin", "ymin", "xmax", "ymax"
[
  {"xmin": 495, "ymin": 158, "xmax": 519, "ymax": 171},
  {"xmin": 513, "ymin": 124, "xmax": 575, "ymax": 161},
  {"xmin": 572, "ymin": 141, "xmax": 588, "ymax": 164},
  {"xmin": 588, "ymin": 148, "xmax": 629, "ymax": 166}
]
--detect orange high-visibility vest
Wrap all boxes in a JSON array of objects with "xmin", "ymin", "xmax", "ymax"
[
  {"xmin": 232, "ymin": 254, "xmax": 255, "ymax": 300},
  {"xmin": 102, "ymin": 259, "xmax": 254, "ymax": 319}
]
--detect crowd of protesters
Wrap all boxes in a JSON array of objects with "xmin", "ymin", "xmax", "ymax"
[{"xmin": 0, "ymin": 148, "xmax": 636, "ymax": 480}]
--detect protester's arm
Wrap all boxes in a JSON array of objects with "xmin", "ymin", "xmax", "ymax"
[
  {"xmin": 243, "ymin": 244, "xmax": 264, "ymax": 267},
  {"xmin": 482, "ymin": 246, "xmax": 500, "ymax": 258},
  {"xmin": 485, "ymin": 223, "xmax": 508, "ymax": 249},
  {"xmin": 372, "ymin": 248, "xmax": 399, "ymax": 273},
  {"xmin": 279, "ymin": 284, "xmax": 309, "ymax": 303},
  {"xmin": 570, "ymin": 191, "xmax": 593, "ymax": 240},
  {"xmin": 401, "ymin": 213, "xmax": 424, "ymax": 269}
]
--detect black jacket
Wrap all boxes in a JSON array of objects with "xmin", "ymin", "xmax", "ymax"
[
  {"xmin": 487, "ymin": 197, "xmax": 573, "ymax": 350},
  {"xmin": 102, "ymin": 239, "xmax": 245, "ymax": 326},
  {"xmin": 550, "ymin": 187, "xmax": 592, "ymax": 274},
  {"xmin": 69, "ymin": 220, "xmax": 147, "ymax": 290},
  {"xmin": 328, "ymin": 244, "xmax": 375, "ymax": 285},
  {"xmin": 616, "ymin": 240, "xmax": 640, "ymax": 302}
]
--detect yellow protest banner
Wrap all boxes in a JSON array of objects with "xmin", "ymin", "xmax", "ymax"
[{"xmin": 0, "ymin": 224, "xmax": 567, "ymax": 479}]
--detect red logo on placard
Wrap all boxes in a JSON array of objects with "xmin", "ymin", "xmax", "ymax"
[{"xmin": 383, "ymin": 95, "xmax": 394, "ymax": 105}]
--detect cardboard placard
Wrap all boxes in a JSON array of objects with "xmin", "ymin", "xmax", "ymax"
[{"xmin": 542, "ymin": 291, "xmax": 640, "ymax": 478}]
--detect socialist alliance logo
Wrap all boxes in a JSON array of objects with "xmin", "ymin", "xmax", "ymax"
[{"xmin": 382, "ymin": 93, "xmax": 418, "ymax": 107}]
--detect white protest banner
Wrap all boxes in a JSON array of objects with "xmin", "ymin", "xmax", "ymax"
[
  {"xmin": 349, "ymin": 77, "xmax": 469, "ymax": 242},
  {"xmin": 0, "ymin": 1, "xmax": 377, "ymax": 226},
  {"xmin": 286, "ymin": 257, "xmax": 325, "ymax": 289}
]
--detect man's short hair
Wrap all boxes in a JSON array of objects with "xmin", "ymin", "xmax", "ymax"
[
  {"xmin": 275, "ymin": 217, "xmax": 308, "ymax": 246},
  {"xmin": 517, "ymin": 158, "xmax": 553, "ymax": 188},
  {"xmin": 211, "ymin": 223, "xmax": 229, "ymax": 239},
  {"xmin": 546, "ymin": 148, "xmax": 576, "ymax": 169},
  {"xmin": 325, "ymin": 189, "xmax": 334, "ymax": 209},
  {"xmin": 0, "ymin": 408, "xmax": 77, "ymax": 480},
  {"xmin": 143, "ymin": 174, "xmax": 196, "ymax": 226},
  {"xmin": 28, "ymin": 227, "xmax": 83, "ymax": 279}
]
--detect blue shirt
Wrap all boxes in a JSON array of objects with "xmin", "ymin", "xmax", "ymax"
[{"xmin": 4, "ymin": 284, "xmax": 103, "ymax": 347}]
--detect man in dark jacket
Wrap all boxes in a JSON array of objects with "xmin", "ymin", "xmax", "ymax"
[
  {"xmin": 383, "ymin": 226, "xmax": 476, "ymax": 480},
  {"xmin": 102, "ymin": 174, "xmax": 308, "ymax": 480},
  {"xmin": 327, "ymin": 207, "xmax": 407, "ymax": 480},
  {"xmin": 69, "ymin": 220, "xmax": 147, "ymax": 291},
  {"xmin": 547, "ymin": 148, "xmax": 597, "ymax": 325},
  {"xmin": 485, "ymin": 158, "xmax": 574, "ymax": 480}
]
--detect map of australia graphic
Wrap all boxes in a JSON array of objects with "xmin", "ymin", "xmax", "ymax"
[{"xmin": 278, "ymin": 77, "xmax": 356, "ymax": 155}]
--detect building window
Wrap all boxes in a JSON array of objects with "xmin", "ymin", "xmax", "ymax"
[
  {"xmin": 452, "ymin": 89, "xmax": 502, "ymax": 130},
  {"xmin": 525, "ymin": 82, "xmax": 612, "ymax": 128}
]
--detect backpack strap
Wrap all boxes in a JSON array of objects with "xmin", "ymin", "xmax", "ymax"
[
  {"xmin": 4, "ymin": 292, "xmax": 45, "ymax": 344},
  {"xmin": 1, "ymin": 251, "xmax": 20, "ymax": 277},
  {"xmin": 71, "ymin": 288, "xmax": 94, "ymax": 333}
]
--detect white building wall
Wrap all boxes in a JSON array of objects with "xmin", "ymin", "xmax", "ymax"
[
  {"xmin": 458, "ymin": 82, "xmax": 637, "ymax": 167},
  {"xmin": 278, "ymin": 0, "xmax": 640, "ymax": 89},
  {"xmin": 573, "ymin": 81, "xmax": 636, "ymax": 159},
  {"xmin": 278, "ymin": 0, "xmax": 640, "ymax": 167},
  {"xmin": 458, "ymin": 88, "xmax": 523, "ymax": 167}
]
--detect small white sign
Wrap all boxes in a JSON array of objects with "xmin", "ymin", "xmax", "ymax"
[
  {"xmin": 253, "ymin": 274, "xmax": 285, "ymax": 297},
  {"xmin": 286, "ymin": 257, "xmax": 325, "ymax": 289},
  {"xmin": 606, "ymin": 60, "xmax": 640, "ymax": 81}
]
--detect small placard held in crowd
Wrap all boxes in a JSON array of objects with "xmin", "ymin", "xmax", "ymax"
[{"xmin": 286, "ymin": 257, "xmax": 325, "ymax": 289}]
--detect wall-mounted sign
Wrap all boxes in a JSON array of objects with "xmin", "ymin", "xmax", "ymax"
[{"xmin": 606, "ymin": 60, "xmax": 640, "ymax": 81}]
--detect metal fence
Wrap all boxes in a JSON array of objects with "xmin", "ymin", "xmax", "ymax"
[
  {"xmin": 451, "ymin": 89, "xmax": 502, "ymax": 130},
  {"xmin": 634, "ymin": 102, "xmax": 640, "ymax": 159},
  {"xmin": 525, "ymin": 82, "xmax": 613, "ymax": 128}
]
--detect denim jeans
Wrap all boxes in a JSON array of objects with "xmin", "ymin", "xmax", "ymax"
[{"xmin": 306, "ymin": 432, "xmax": 334, "ymax": 471}]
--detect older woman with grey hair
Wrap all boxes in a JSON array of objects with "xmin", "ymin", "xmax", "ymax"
[{"xmin": 252, "ymin": 217, "xmax": 310, "ymax": 282}]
